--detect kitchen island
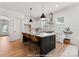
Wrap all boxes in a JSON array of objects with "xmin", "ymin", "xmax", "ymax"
[{"xmin": 22, "ymin": 32, "xmax": 56, "ymax": 56}]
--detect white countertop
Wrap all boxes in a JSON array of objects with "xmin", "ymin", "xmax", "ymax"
[
  {"xmin": 35, "ymin": 33, "xmax": 55, "ymax": 37},
  {"xmin": 26, "ymin": 32, "xmax": 55, "ymax": 37}
]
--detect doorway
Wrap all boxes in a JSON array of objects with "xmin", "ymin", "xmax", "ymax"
[{"xmin": 0, "ymin": 19, "xmax": 9, "ymax": 36}]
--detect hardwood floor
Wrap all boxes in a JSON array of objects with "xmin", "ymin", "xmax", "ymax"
[
  {"xmin": 0, "ymin": 36, "xmax": 67, "ymax": 57},
  {"xmin": 0, "ymin": 36, "xmax": 40, "ymax": 57},
  {"xmin": 46, "ymin": 42, "xmax": 67, "ymax": 57}
]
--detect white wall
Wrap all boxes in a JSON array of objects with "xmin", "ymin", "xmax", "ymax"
[
  {"xmin": 0, "ymin": 8, "xmax": 23, "ymax": 41},
  {"xmin": 53, "ymin": 4, "xmax": 79, "ymax": 44},
  {"xmin": 1, "ymin": 3, "xmax": 78, "ymax": 43}
]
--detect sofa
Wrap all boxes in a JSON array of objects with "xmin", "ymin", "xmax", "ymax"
[{"xmin": 61, "ymin": 45, "xmax": 78, "ymax": 57}]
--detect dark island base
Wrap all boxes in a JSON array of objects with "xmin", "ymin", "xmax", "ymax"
[{"xmin": 22, "ymin": 33, "xmax": 56, "ymax": 56}]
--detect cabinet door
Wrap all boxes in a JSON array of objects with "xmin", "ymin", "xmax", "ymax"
[
  {"xmin": 40, "ymin": 35, "xmax": 56, "ymax": 55},
  {"xmin": 41, "ymin": 37, "xmax": 50, "ymax": 55},
  {"xmin": 47, "ymin": 35, "xmax": 56, "ymax": 51},
  {"xmin": 49, "ymin": 35, "xmax": 56, "ymax": 49}
]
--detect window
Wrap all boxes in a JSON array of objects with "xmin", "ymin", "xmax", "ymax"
[
  {"xmin": 57, "ymin": 17, "xmax": 64, "ymax": 24},
  {"xmin": 2, "ymin": 24, "xmax": 7, "ymax": 32}
]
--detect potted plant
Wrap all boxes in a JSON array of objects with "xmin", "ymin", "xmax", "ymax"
[{"xmin": 63, "ymin": 27, "xmax": 73, "ymax": 44}]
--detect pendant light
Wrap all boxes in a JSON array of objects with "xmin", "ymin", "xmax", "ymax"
[
  {"xmin": 40, "ymin": 2, "xmax": 46, "ymax": 19},
  {"xmin": 29, "ymin": 8, "xmax": 33, "ymax": 22},
  {"xmin": 29, "ymin": 18, "xmax": 33, "ymax": 22}
]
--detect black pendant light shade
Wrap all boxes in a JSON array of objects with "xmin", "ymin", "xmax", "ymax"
[
  {"xmin": 29, "ymin": 18, "xmax": 33, "ymax": 22},
  {"xmin": 40, "ymin": 13, "xmax": 46, "ymax": 18},
  {"xmin": 29, "ymin": 8, "xmax": 33, "ymax": 23}
]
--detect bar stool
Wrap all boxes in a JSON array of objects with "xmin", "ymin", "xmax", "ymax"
[
  {"xmin": 29, "ymin": 35, "xmax": 40, "ymax": 56},
  {"xmin": 22, "ymin": 32, "xmax": 27, "ymax": 42},
  {"xmin": 26, "ymin": 33, "xmax": 30, "ymax": 40},
  {"xmin": 30, "ymin": 35, "xmax": 38, "ymax": 42}
]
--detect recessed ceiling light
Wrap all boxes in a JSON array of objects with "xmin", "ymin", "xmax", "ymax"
[{"xmin": 56, "ymin": 5, "xmax": 59, "ymax": 7}]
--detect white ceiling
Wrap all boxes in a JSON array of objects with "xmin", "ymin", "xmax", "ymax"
[{"xmin": 0, "ymin": 2, "xmax": 78, "ymax": 17}]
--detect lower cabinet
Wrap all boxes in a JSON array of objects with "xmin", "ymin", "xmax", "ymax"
[{"xmin": 40, "ymin": 35, "xmax": 56, "ymax": 55}]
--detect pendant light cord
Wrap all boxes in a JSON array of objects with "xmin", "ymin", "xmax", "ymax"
[
  {"xmin": 40, "ymin": 2, "xmax": 46, "ymax": 18},
  {"xmin": 42, "ymin": 2, "xmax": 44, "ymax": 13},
  {"xmin": 30, "ymin": 8, "xmax": 32, "ymax": 19}
]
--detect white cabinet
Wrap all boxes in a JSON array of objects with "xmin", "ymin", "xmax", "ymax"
[
  {"xmin": 56, "ymin": 32, "xmax": 65, "ymax": 43},
  {"xmin": 55, "ymin": 23, "xmax": 65, "ymax": 43}
]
